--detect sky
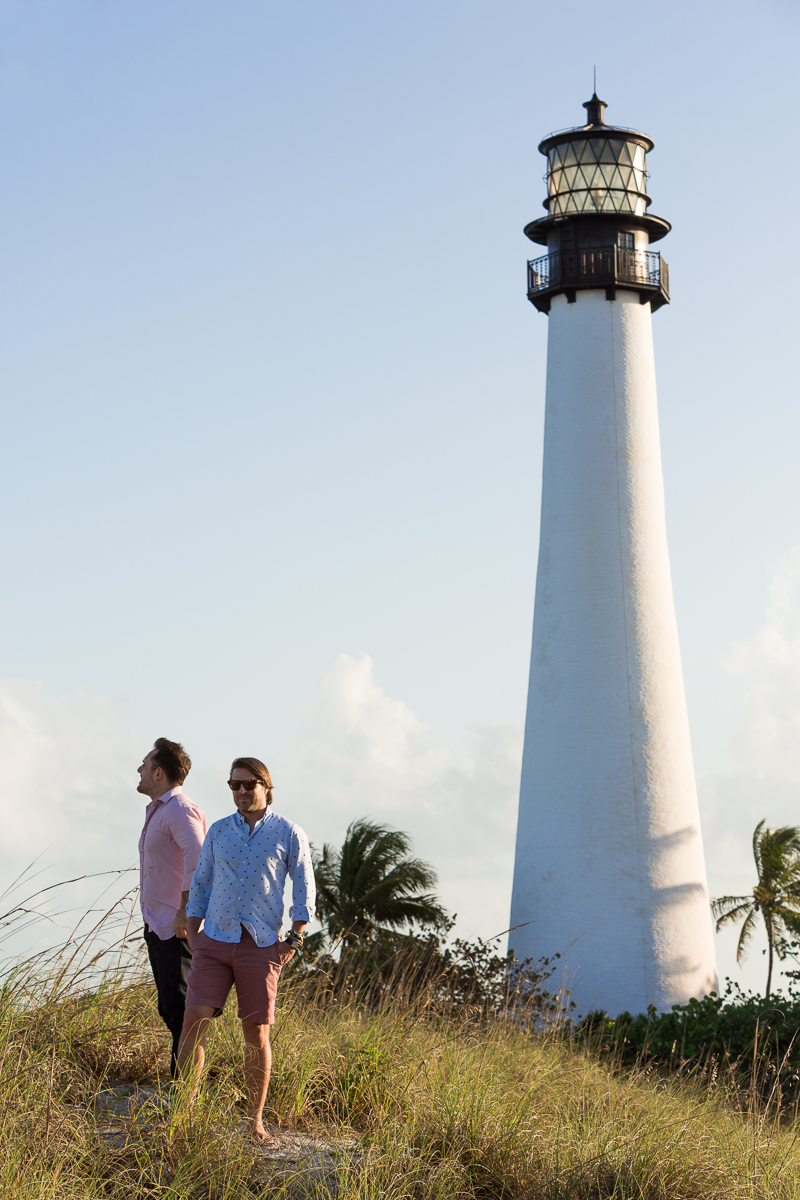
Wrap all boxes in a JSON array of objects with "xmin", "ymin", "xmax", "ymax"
[{"xmin": 0, "ymin": 0, "xmax": 798, "ymax": 998}]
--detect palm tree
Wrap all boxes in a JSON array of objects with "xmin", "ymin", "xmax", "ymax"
[
  {"xmin": 312, "ymin": 818, "xmax": 448, "ymax": 951},
  {"xmin": 712, "ymin": 820, "xmax": 800, "ymax": 998}
]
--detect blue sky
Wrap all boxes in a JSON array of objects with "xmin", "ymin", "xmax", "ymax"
[{"xmin": 0, "ymin": 0, "xmax": 798, "ymax": 996}]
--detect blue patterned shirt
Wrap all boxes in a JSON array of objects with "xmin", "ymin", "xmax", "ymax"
[{"xmin": 186, "ymin": 809, "xmax": 316, "ymax": 947}]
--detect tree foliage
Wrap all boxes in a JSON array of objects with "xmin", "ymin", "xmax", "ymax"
[
  {"xmin": 298, "ymin": 818, "xmax": 575, "ymax": 1026},
  {"xmin": 311, "ymin": 818, "xmax": 449, "ymax": 951},
  {"xmin": 711, "ymin": 819, "xmax": 800, "ymax": 998},
  {"xmin": 296, "ymin": 918, "xmax": 574, "ymax": 1026}
]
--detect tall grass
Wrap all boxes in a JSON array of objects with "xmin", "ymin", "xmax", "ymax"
[{"xmin": 0, "ymin": 882, "xmax": 798, "ymax": 1198}]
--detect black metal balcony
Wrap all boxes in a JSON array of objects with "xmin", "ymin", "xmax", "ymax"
[{"xmin": 527, "ymin": 246, "xmax": 669, "ymax": 313}]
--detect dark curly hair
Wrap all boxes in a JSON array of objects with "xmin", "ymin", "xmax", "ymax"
[{"xmin": 151, "ymin": 737, "xmax": 192, "ymax": 785}]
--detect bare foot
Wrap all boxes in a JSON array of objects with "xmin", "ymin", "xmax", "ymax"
[{"xmin": 248, "ymin": 1118, "xmax": 274, "ymax": 1144}]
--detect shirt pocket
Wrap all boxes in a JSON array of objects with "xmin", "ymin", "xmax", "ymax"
[
  {"xmin": 145, "ymin": 827, "xmax": 176, "ymax": 857},
  {"xmin": 212, "ymin": 840, "xmax": 247, "ymax": 877}
]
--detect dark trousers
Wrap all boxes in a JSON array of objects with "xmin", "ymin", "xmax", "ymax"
[{"xmin": 143, "ymin": 924, "xmax": 192, "ymax": 1076}]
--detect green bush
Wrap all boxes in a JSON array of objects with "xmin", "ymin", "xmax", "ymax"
[
  {"xmin": 580, "ymin": 978, "xmax": 800, "ymax": 1101},
  {"xmin": 293, "ymin": 919, "xmax": 575, "ymax": 1026}
]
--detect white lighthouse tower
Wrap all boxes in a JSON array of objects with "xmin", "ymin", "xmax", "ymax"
[{"xmin": 509, "ymin": 95, "xmax": 718, "ymax": 1017}]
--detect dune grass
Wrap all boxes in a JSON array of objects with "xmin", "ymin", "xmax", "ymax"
[{"xmin": 0, "ymin": 891, "xmax": 799, "ymax": 1197}]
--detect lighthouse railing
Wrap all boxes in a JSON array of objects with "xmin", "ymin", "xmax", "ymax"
[{"xmin": 527, "ymin": 248, "xmax": 668, "ymax": 301}]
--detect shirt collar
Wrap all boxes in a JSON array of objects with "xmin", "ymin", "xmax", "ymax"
[
  {"xmin": 153, "ymin": 786, "xmax": 182, "ymax": 806},
  {"xmin": 234, "ymin": 809, "xmax": 270, "ymax": 833}
]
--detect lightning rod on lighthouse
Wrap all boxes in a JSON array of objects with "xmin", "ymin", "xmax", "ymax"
[{"xmin": 509, "ymin": 95, "xmax": 718, "ymax": 1017}]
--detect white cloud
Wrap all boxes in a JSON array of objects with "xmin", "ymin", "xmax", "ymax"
[
  {"xmin": 0, "ymin": 659, "xmax": 523, "ymax": 957},
  {"xmin": 6, "ymin": 599, "xmax": 798, "ymax": 997},
  {"xmin": 725, "ymin": 544, "xmax": 800, "ymax": 783},
  {"xmin": 300, "ymin": 652, "xmax": 449, "ymax": 809},
  {"xmin": 0, "ymin": 680, "xmax": 141, "ymax": 866},
  {"xmin": 0, "ymin": 681, "xmax": 143, "ymax": 954},
  {"xmin": 293, "ymin": 654, "xmax": 522, "ymax": 943},
  {"xmin": 5, "ymin": 579, "xmax": 799, "ymax": 998},
  {"xmin": 698, "ymin": 544, "xmax": 800, "ymax": 993}
]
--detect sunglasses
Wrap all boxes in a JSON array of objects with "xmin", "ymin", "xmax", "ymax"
[{"xmin": 227, "ymin": 779, "xmax": 263, "ymax": 792}]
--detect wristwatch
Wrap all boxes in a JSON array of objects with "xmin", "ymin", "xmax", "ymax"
[{"xmin": 284, "ymin": 929, "xmax": 304, "ymax": 950}]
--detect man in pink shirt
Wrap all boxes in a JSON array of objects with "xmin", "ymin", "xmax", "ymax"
[{"xmin": 137, "ymin": 737, "xmax": 207, "ymax": 1075}]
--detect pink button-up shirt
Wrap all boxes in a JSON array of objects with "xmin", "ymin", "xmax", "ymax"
[{"xmin": 138, "ymin": 787, "xmax": 207, "ymax": 940}]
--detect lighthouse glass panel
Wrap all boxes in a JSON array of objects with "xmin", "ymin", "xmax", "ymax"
[{"xmin": 546, "ymin": 138, "xmax": 648, "ymax": 217}]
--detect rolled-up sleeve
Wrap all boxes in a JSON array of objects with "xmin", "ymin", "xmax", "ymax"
[
  {"xmin": 186, "ymin": 833, "xmax": 215, "ymax": 919},
  {"xmin": 288, "ymin": 826, "xmax": 316, "ymax": 923},
  {"xmin": 169, "ymin": 805, "xmax": 207, "ymax": 891}
]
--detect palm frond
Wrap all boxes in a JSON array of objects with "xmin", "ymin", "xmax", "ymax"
[
  {"xmin": 711, "ymin": 895, "xmax": 752, "ymax": 925},
  {"xmin": 713, "ymin": 820, "xmax": 800, "ymax": 992},
  {"xmin": 311, "ymin": 816, "xmax": 446, "ymax": 945},
  {"xmin": 752, "ymin": 819, "xmax": 766, "ymax": 877},
  {"xmin": 774, "ymin": 907, "xmax": 800, "ymax": 942},
  {"xmin": 735, "ymin": 908, "xmax": 758, "ymax": 962}
]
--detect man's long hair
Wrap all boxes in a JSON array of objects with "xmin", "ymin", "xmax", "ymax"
[{"xmin": 230, "ymin": 757, "xmax": 274, "ymax": 806}]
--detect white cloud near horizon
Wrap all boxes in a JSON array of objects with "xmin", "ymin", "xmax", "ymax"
[
  {"xmin": 0, "ymin": 657, "xmax": 523, "ymax": 955},
  {"xmin": 4, "ymin": 549, "xmax": 800, "ymax": 993},
  {"xmin": 0, "ymin": 681, "xmax": 144, "ymax": 955},
  {"xmin": 293, "ymin": 653, "xmax": 522, "ymax": 942},
  {"xmin": 698, "ymin": 544, "xmax": 800, "ymax": 992},
  {"xmin": 0, "ymin": 681, "xmax": 141, "ymax": 868}
]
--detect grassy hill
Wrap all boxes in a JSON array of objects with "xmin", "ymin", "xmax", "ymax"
[{"xmin": 1, "ymin": 901, "xmax": 798, "ymax": 1197}]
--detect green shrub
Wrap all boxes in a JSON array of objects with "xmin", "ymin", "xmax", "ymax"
[
  {"xmin": 293, "ymin": 919, "xmax": 575, "ymax": 1027},
  {"xmin": 580, "ymin": 978, "xmax": 800, "ymax": 1104}
]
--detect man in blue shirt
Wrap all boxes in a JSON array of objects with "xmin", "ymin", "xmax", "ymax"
[{"xmin": 178, "ymin": 756, "xmax": 315, "ymax": 1142}]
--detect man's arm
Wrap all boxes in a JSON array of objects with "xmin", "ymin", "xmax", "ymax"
[
  {"xmin": 170, "ymin": 805, "xmax": 207, "ymax": 939},
  {"xmin": 174, "ymin": 890, "xmax": 190, "ymax": 939},
  {"xmin": 185, "ymin": 830, "xmax": 215, "ymax": 946},
  {"xmin": 286, "ymin": 826, "xmax": 316, "ymax": 933}
]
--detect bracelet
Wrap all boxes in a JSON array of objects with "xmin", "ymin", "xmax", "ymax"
[{"xmin": 284, "ymin": 929, "xmax": 304, "ymax": 949}]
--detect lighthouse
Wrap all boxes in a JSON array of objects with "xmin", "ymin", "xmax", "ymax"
[{"xmin": 509, "ymin": 95, "xmax": 718, "ymax": 1017}]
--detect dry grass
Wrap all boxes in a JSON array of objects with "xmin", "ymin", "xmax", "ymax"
[{"xmin": 0, "ymin": 890, "xmax": 798, "ymax": 1197}]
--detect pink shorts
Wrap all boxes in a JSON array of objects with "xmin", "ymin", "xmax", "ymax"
[{"xmin": 186, "ymin": 927, "xmax": 285, "ymax": 1025}]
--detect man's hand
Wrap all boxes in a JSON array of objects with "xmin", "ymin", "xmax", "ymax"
[
  {"xmin": 279, "ymin": 920, "xmax": 308, "ymax": 963},
  {"xmin": 174, "ymin": 891, "xmax": 191, "ymax": 940},
  {"xmin": 186, "ymin": 915, "xmax": 203, "ymax": 949}
]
